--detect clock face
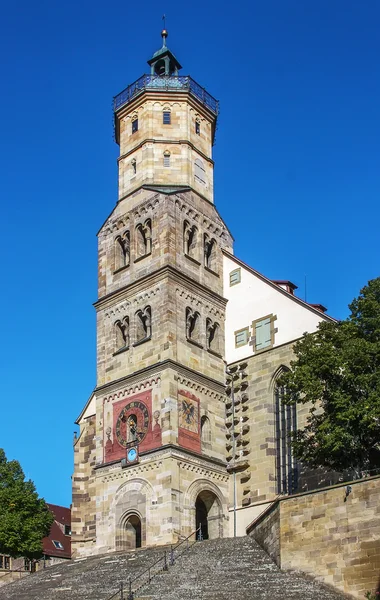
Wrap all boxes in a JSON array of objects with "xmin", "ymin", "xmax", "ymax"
[
  {"xmin": 115, "ymin": 401, "xmax": 150, "ymax": 448},
  {"xmin": 127, "ymin": 447, "xmax": 138, "ymax": 462}
]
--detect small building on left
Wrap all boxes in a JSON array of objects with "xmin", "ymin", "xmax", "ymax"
[{"xmin": 0, "ymin": 503, "xmax": 71, "ymax": 586}]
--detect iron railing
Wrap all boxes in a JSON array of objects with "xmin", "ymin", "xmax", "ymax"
[
  {"xmin": 113, "ymin": 75, "xmax": 219, "ymax": 115},
  {"xmin": 106, "ymin": 525, "xmax": 202, "ymax": 600}
]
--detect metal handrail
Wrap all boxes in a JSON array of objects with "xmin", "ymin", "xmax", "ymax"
[
  {"xmin": 0, "ymin": 562, "xmax": 37, "ymax": 579},
  {"xmin": 106, "ymin": 525, "xmax": 202, "ymax": 600}
]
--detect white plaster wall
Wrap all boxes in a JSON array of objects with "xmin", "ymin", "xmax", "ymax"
[{"xmin": 223, "ymin": 254, "xmax": 330, "ymax": 364}]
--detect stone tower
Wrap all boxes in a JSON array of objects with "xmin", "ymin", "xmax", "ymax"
[{"xmin": 72, "ymin": 30, "xmax": 233, "ymax": 557}]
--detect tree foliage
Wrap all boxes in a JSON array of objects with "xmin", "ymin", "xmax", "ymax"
[
  {"xmin": 0, "ymin": 449, "xmax": 53, "ymax": 559},
  {"xmin": 280, "ymin": 278, "xmax": 380, "ymax": 474}
]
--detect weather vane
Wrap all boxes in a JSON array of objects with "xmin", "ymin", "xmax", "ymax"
[{"xmin": 162, "ymin": 14, "xmax": 166, "ymax": 29}]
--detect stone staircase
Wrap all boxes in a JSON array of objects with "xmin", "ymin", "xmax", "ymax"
[{"xmin": 0, "ymin": 537, "xmax": 348, "ymax": 600}]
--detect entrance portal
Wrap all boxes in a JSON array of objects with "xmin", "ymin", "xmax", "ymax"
[
  {"xmin": 125, "ymin": 514, "xmax": 142, "ymax": 549},
  {"xmin": 195, "ymin": 490, "xmax": 221, "ymax": 540}
]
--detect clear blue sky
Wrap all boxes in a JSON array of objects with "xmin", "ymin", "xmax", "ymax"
[{"xmin": 0, "ymin": 1, "xmax": 379, "ymax": 507}]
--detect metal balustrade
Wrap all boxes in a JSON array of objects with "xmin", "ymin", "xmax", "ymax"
[{"xmin": 114, "ymin": 75, "xmax": 219, "ymax": 115}]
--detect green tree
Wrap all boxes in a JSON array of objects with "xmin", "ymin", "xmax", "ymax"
[
  {"xmin": 0, "ymin": 449, "xmax": 53, "ymax": 559},
  {"xmin": 280, "ymin": 277, "xmax": 380, "ymax": 475}
]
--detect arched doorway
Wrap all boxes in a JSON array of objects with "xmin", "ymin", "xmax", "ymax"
[
  {"xmin": 195, "ymin": 490, "xmax": 222, "ymax": 540},
  {"xmin": 125, "ymin": 514, "xmax": 142, "ymax": 549}
]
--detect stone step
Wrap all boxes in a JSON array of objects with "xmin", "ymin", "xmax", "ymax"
[{"xmin": 0, "ymin": 537, "xmax": 347, "ymax": 600}]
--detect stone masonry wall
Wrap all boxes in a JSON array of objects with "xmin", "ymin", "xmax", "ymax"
[
  {"xmin": 249, "ymin": 476, "xmax": 380, "ymax": 599},
  {"xmin": 250, "ymin": 502, "xmax": 280, "ymax": 567}
]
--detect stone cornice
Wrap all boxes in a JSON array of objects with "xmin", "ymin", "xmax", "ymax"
[
  {"xmin": 117, "ymin": 138, "xmax": 214, "ymax": 166},
  {"xmin": 94, "ymin": 358, "xmax": 226, "ymax": 396},
  {"xmin": 93, "ymin": 264, "xmax": 227, "ymax": 311},
  {"xmin": 94, "ymin": 443, "xmax": 228, "ymax": 477}
]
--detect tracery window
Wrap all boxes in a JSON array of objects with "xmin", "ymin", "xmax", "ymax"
[
  {"xmin": 275, "ymin": 380, "xmax": 298, "ymax": 495},
  {"xmin": 135, "ymin": 306, "xmax": 152, "ymax": 344}
]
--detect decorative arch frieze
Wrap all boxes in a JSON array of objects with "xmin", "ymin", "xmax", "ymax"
[
  {"xmin": 175, "ymin": 376, "xmax": 224, "ymax": 401},
  {"xmin": 102, "ymin": 376, "xmax": 161, "ymax": 403}
]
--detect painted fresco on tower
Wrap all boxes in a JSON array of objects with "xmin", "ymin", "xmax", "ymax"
[
  {"xmin": 104, "ymin": 390, "xmax": 162, "ymax": 463},
  {"xmin": 178, "ymin": 389, "xmax": 201, "ymax": 453}
]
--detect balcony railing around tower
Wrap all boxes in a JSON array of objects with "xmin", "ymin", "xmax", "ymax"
[{"xmin": 113, "ymin": 75, "xmax": 219, "ymax": 115}]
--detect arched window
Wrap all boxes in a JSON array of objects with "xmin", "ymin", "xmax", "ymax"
[
  {"xmin": 135, "ymin": 306, "xmax": 152, "ymax": 344},
  {"xmin": 204, "ymin": 235, "xmax": 217, "ymax": 272},
  {"xmin": 201, "ymin": 415, "xmax": 211, "ymax": 445},
  {"xmin": 135, "ymin": 219, "xmax": 152, "ymax": 258},
  {"xmin": 274, "ymin": 376, "xmax": 298, "ymax": 495},
  {"xmin": 115, "ymin": 232, "xmax": 130, "ymax": 271},
  {"xmin": 183, "ymin": 221, "xmax": 198, "ymax": 259},
  {"xmin": 115, "ymin": 317, "xmax": 129, "ymax": 351},
  {"xmin": 194, "ymin": 158, "xmax": 206, "ymax": 184},
  {"xmin": 206, "ymin": 318, "xmax": 221, "ymax": 354},
  {"xmin": 186, "ymin": 308, "xmax": 201, "ymax": 344}
]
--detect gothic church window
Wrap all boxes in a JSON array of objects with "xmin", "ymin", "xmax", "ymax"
[
  {"xmin": 183, "ymin": 221, "xmax": 198, "ymax": 260},
  {"xmin": 115, "ymin": 232, "xmax": 130, "ymax": 271},
  {"xmin": 132, "ymin": 118, "xmax": 138, "ymax": 134},
  {"xmin": 186, "ymin": 307, "xmax": 201, "ymax": 344},
  {"xmin": 274, "ymin": 381, "xmax": 298, "ymax": 495},
  {"xmin": 194, "ymin": 158, "xmax": 206, "ymax": 184},
  {"xmin": 135, "ymin": 219, "xmax": 152, "ymax": 258},
  {"xmin": 195, "ymin": 120, "xmax": 200, "ymax": 135},
  {"xmin": 135, "ymin": 306, "xmax": 152, "ymax": 344}
]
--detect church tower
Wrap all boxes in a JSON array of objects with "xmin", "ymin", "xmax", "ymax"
[{"xmin": 72, "ymin": 31, "xmax": 233, "ymax": 556}]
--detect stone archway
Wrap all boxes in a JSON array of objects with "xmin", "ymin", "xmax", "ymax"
[
  {"xmin": 124, "ymin": 513, "xmax": 142, "ymax": 549},
  {"xmin": 195, "ymin": 489, "xmax": 222, "ymax": 540},
  {"xmin": 113, "ymin": 478, "xmax": 153, "ymax": 551}
]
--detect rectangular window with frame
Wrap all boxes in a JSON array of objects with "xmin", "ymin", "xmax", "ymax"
[
  {"xmin": 164, "ymin": 154, "xmax": 170, "ymax": 167},
  {"xmin": 132, "ymin": 119, "xmax": 138, "ymax": 134},
  {"xmin": 163, "ymin": 111, "xmax": 171, "ymax": 125},
  {"xmin": 253, "ymin": 314, "xmax": 276, "ymax": 351},
  {"xmin": 234, "ymin": 327, "xmax": 249, "ymax": 348},
  {"xmin": 195, "ymin": 121, "xmax": 200, "ymax": 135},
  {"xmin": 229, "ymin": 268, "xmax": 241, "ymax": 286}
]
